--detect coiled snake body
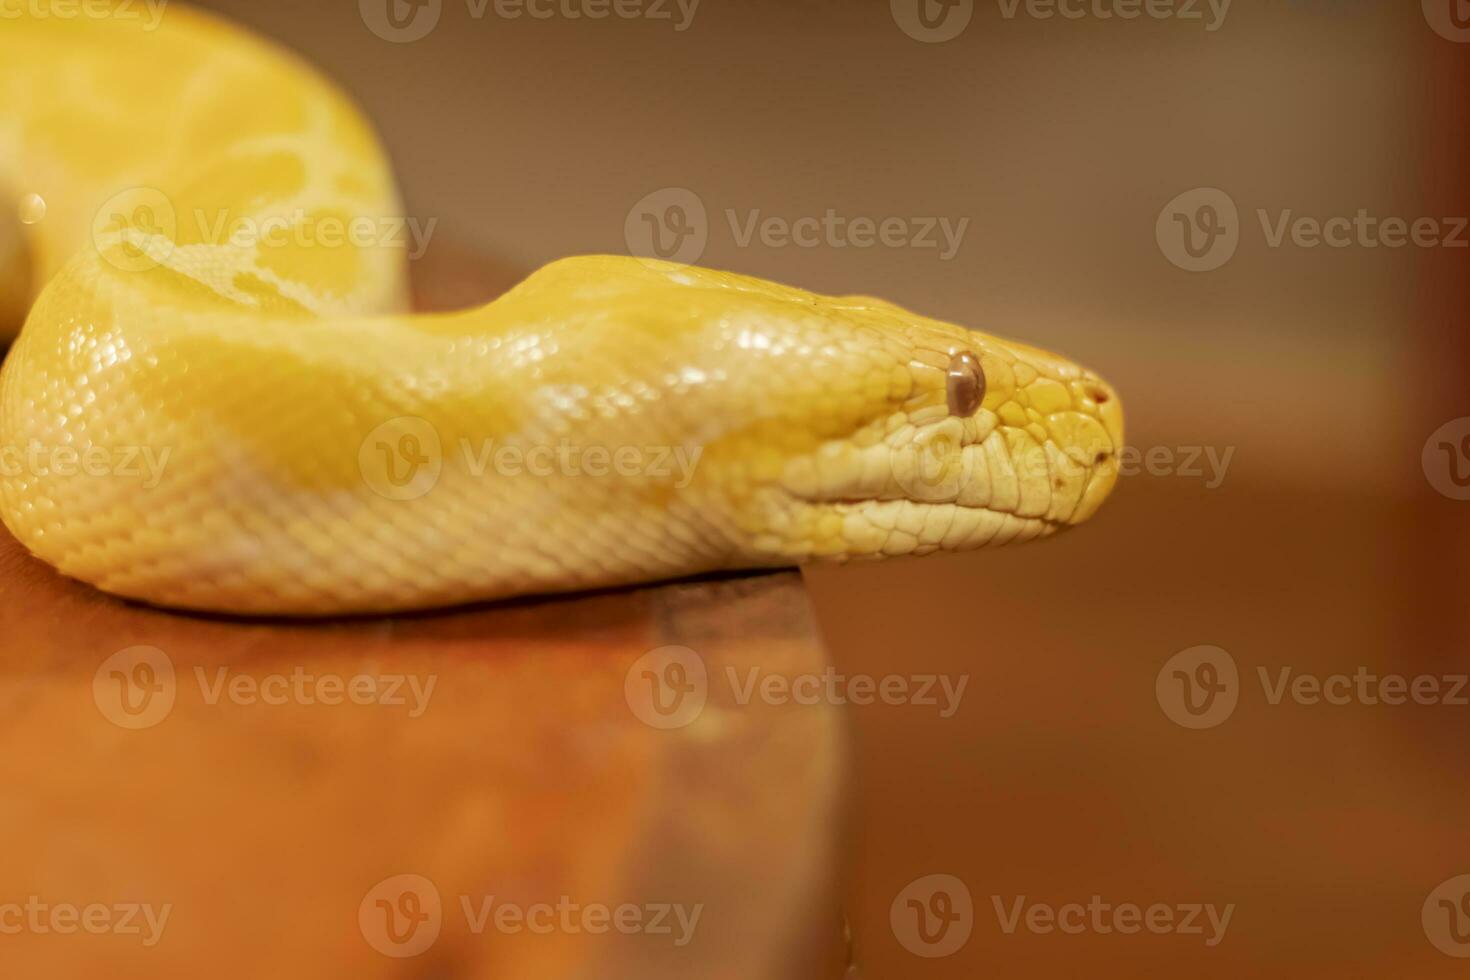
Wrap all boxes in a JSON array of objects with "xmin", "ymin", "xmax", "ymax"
[{"xmin": 0, "ymin": 4, "xmax": 1122, "ymax": 615}]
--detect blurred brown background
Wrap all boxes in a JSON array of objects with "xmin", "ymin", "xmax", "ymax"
[{"xmin": 186, "ymin": 1, "xmax": 1469, "ymax": 976}]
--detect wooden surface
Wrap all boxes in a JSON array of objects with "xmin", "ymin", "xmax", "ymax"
[{"xmin": 0, "ymin": 247, "xmax": 846, "ymax": 979}]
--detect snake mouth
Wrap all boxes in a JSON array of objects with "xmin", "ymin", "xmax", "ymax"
[
  {"xmin": 760, "ymin": 429, "xmax": 1119, "ymax": 560},
  {"xmin": 764, "ymin": 496, "xmax": 1075, "ymax": 562},
  {"xmin": 778, "ymin": 412, "xmax": 1121, "ymax": 521}
]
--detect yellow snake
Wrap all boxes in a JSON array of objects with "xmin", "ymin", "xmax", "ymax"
[{"xmin": 0, "ymin": 3, "xmax": 1123, "ymax": 615}]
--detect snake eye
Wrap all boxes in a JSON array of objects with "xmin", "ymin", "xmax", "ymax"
[{"xmin": 946, "ymin": 351, "xmax": 985, "ymax": 417}]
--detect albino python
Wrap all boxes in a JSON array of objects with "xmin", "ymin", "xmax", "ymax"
[{"xmin": 0, "ymin": 3, "xmax": 1123, "ymax": 615}]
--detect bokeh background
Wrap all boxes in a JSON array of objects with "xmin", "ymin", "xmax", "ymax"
[{"xmin": 185, "ymin": 1, "xmax": 1470, "ymax": 975}]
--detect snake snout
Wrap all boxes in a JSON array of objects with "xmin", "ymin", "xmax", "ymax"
[{"xmin": 1063, "ymin": 371, "xmax": 1125, "ymax": 525}]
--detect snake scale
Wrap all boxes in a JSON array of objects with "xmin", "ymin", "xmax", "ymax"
[{"xmin": 0, "ymin": 3, "xmax": 1122, "ymax": 615}]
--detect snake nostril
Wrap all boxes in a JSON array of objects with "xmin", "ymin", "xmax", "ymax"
[{"xmin": 1089, "ymin": 386, "xmax": 1110, "ymax": 405}]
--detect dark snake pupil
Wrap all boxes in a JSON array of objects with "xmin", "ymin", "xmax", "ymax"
[{"xmin": 946, "ymin": 351, "xmax": 985, "ymax": 417}]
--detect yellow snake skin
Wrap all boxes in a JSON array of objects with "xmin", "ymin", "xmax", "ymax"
[{"xmin": 0, "ymin": 3, "xmax": 1123, "ymax": 615}]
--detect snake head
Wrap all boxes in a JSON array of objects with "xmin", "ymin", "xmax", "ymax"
[
  {"xmin": 766, "ymin": 302, "xmax": 1123, "ymax": 561},
  {"xmin": 577, "ymin": 259, "xmax": 1126, "ymax": 564}
]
